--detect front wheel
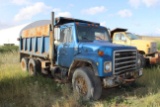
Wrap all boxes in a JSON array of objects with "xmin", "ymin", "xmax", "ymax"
[{"xmin": 72, "ymin": 67, "xmax": 102, "ymax": 100}]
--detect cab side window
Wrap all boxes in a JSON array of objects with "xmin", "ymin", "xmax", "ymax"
[
  {"xmin": 63, "ymin": 27, "xmax": 73, "ymax": 43},
  {"xmin": 114, "ymin": 33, "xmax": 126, "ymax": 41},
  {"xmin": 59, "ymin": 27, "xmax": 73, "ymax": 43}
]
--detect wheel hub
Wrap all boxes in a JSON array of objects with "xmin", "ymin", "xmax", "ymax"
[{"xmin": 75, "ymin": 76, "xmax": 87, "ymax": 95}]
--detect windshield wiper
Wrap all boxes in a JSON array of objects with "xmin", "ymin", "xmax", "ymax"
[
  {"xmin": 78, "ymin": 36, "xmax": 92, "ymax": 42},
  {"xmin": 81, "ymin": 37, "xmax": 93, "ymax": 42}
]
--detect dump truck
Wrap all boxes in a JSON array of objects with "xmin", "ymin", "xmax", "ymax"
[
  {"xmin": 19, "ymin": 12, "xmax": 143, "ymax": 100},
  {"xmin": 111, "ymin": 28, "xmax": 160, "ymax": 66}
]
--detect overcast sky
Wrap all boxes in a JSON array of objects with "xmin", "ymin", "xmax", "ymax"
[{"xmin": 0, "ymin": 0, "xmax": 160, "ymax": 36}]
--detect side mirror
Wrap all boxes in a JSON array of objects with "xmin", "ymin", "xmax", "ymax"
[{"xmin": 54, "ymin": 27, "xmax": 60, "ymax": 40}]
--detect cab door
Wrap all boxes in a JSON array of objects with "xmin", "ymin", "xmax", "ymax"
[
  {"xmin": 113, "ymin": 33, "xmax": 130, "ymax": 45},
  {"xmin": 58, "ymin": 25, "xmax": 75, "ymax": 67}
]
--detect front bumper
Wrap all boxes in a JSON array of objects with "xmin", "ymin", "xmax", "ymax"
[
  {"xmin": 103, "ymin": 68, "xmax": 143, "ymax": 88},
  {"xmin": 148, "ymin": 52, "xmax": 160, "ymax": 64}
]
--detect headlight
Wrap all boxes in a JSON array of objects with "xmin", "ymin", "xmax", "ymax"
[{"xmin": 104, "ymin": 61, "xmax": 112, "ymax": 73}]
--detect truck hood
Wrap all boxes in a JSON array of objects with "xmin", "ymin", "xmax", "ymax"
[
  {"xmin": 78, "ymin": 40, "xmax": 136, "ymax": 55},
  {"xmin": 131, "ymin": 39, "xmax": 152, "ymax": 46},
  {"xmin": 130, "ymin": 39, "xmax": 157, "ymax": 54}
]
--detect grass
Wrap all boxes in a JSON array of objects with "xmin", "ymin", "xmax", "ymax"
[
  {"xmin": 98, "ymin": 69, "xmax": 160, "ymax": 107},
  {"xmin": 1, "ymin": 49, "xmax": 160, "ymax": 106},
  {"xmin": 0, "ymin": 51, "xmax": 85, "ymax": 107},
  {"xmin": 0, "ymin": 52, "xmax": 58, "ymax": 107}
]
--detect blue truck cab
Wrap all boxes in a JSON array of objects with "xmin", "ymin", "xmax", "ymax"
[{"xmin": 19, "ymin": 12, "xmax": 143, "ymax": 100}]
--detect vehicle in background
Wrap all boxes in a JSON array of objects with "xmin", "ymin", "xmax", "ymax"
[
  {"xmin": 111, "ymin": 28, "xmax": 160, "ymax": 66},
  {"xmin": 19, "ymin": 12, "xmax": 143, "ymax": 100}
]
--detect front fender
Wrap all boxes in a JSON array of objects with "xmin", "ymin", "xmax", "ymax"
[{"xmin": 68, "ymin": 55, "xmax": 99, "ymax": 79}]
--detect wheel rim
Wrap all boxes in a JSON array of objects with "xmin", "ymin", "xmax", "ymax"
[
  {"xmin": 75, "ymin": 76, "xmax": 88, "ymax": 95},
  {"xmin": 29, "ymin": 63, "xmax": 34, "ymax": 75}
]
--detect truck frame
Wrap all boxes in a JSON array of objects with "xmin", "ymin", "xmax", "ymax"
[{"xmin": 19, "ymin": 12, "xmax": 143, "ymax": 100}]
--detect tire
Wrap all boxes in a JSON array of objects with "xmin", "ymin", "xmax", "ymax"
[
  {"xmin": 21, "ymin": 57, "xmax": 29, "ymax": 71},
  {"xmin": 91, "ymin": 74, "xmax": 102, "ymax": 100},
  {"xmin": 72, "ymin": 67, "xmax": 102, "ymax": 100},
  {"xmin": 35, "ymin": 59, "xmax": 41, "ymax": 72},
  {"xmin": 28, "ymin": 58, "xmax": 40, "ymax": 76},
  {"xmin": 139, "ymin": 54, "xmax": 146, "ymax": 67}
]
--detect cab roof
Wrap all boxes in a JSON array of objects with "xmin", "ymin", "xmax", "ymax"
[
  {"xmin": 110, "ymin": 28, "xmax": 127, "ymax": 38},
  {"xmin": 55, "ymin": 17, "xmax": 100, "ymax": 26}
]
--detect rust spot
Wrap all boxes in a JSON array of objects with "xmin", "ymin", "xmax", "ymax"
[
  {"xmin": 49, "ymin": 28, "xmax": 54, "ymax": 61},
  {"xmin": 36, "ymin": 52, "xmax": 40, "ymax": 54},
  {"xmin": 22, "ymin": 25, "xmax": 50, "ymax": 38},
  {"xmin": 150, "ymin": 57, "xmax": 157, "ymax": 64},
  {"xmin": 43, "ymin": 52, "xmax": 49, "ymax": 57},
  {"xmin": 50, "ymin": 31, "xmax": 53, "ymax": 37}
]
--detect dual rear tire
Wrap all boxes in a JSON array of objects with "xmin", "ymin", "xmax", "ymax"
[{"xmin": 21, "ymin": 57, "xmax": 41, "ymax": 76}]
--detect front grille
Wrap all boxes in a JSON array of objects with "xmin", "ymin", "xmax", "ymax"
[
  {"xmin": 150, "ymin": 42, "xmax": 157, "ymax": 53},
  {"xmin": 114, "ymin": 50, "xmax": 137, "ymax": 74}
]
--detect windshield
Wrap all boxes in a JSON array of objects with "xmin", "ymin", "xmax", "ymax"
[
  {"xmin": 126, "ymin": 33, "xmax": 140, "ymax": 40},
  {"xmin": 76, "ymin": 25, "xmax": 110, "ymax": 42}
]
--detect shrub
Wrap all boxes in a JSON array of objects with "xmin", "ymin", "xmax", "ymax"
[{"xmin": 0, "ymin": 45, "xmax": 18, "ymax": 53}]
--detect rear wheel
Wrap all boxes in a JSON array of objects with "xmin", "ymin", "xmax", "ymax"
[
  {"xmin": 72, "ymin": 67, "xmax": 102, "ymax": 100},
  {"xmin": 21, "ymin": 58, "xmax": 29, "ymax": 71},
  {"xmin": 28, "ymin": 58, "xmax": 40, "ymax": 76}
]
